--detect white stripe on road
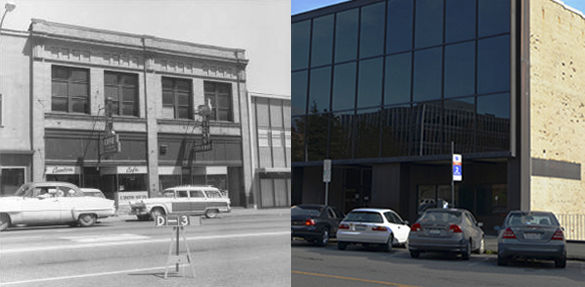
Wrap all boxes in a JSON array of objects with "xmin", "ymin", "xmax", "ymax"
[
  {"xmin": 0, "ymin": 231, "xmax": 289, "ymax": 254},
  {"xmin": 0, "ymin": 264, "xmax": 190, "ymax": 285},
  {"xmin": 60, "ymin": 233, "xmax": 151, "ymax": 243}
]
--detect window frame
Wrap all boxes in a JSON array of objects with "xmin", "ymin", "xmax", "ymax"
[
  {"xmin": 51, "ymin": 65, "xmax": 90, "ymax": 114},
  {"xmin": 104, "ymin": 71, "xmax": 139, "ymax": 117},
  {"xmin": 162, "ymin": 77, "xmax": 193, "ymax": 120},
  {"xmin": 204, "ymin": 81, "xmax": 233, "ymax": 122}
]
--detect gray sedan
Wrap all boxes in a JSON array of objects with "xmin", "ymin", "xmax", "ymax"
[
  {"xmin": 408, "ymin": 208, "xmax": 485, "ymax": 260},
  {"xmin": 496, "ymin": 211, "xmax": 566, "ymax": 268}
]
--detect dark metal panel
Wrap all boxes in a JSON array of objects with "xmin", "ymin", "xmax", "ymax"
[{"xmin": 532, "ymin": 158, "xmax": 581, "ymax": 181}]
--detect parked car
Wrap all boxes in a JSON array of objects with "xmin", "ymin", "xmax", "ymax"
[
  {"xmin": 130, "ymin": 185, "xmax": 230, "ymax": 220},
  {"xmin": 291, "ymin": 204, "xmax": 344, "ymax": 246},
  {"xmin": 80, "ymin": 188, "xmax": 106, "ymax": 199},
  {"xmin": 496, "ymin": 210, "xmax": 566, "ymax": 268},
  {"xmin": 336, "ymin": 208, "xmax": 410, "ymax": 252},
  {"xmin": 0, "ymin": 182, "xmax": 116, "ymax": 231},
  {"xmin": 408, "ymin": 208, "xmax": 484, "ymax": 260}
]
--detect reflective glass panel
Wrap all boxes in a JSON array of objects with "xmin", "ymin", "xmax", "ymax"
[
  {"xmin": 444, "ymin": 41, "xmax": 475, "ymax": 98},
  {"xmin": 478, "ymin": 0, "xmax": 510, "ymax": 37},
  {"xmin": 330, "ymin": 110, "xmax": 354, "ymax": 160},
  {"xmin": 308, "ymin": 67, "xmax": 332, "ymax": 113},
  {"xmin": 359, "ymin": 2, "xmax": 385, "ymax": 58},
  {"xmin": 355, "ymin": 108, "xmax": 381, "ymax": 158},
  {"xmin": 413, "ymin": 47, "xmax": 442, "ymax": 102},
  {"xmin": 415, "ymin": 0, "xmax": 443, "ymax": 49},
  {"xmin": 292, "ymin": 116, "xmax": 306, "ymax": 162},
  {"xmin": 311, "ymin": 15, "xmax": 334, "ymax": 67},
  {"xmin": 385, "ymin": 52, "xmax": 412, "ymax": 105},
  {"xmin": 411, "ymin": 101, "xmax": 442, "ymax": 156},
  {"xmin": 445, "ymin": 0, "xmax": 476, "ymax": 43},
  {"xmin": 306, "ymin": 113, "xmax": 329, "ymax": 161},
  {"xmin": 335, "ymin": 9, "xmax": 359, "ymax": 63},
  {"xmin": 386, "ymin": 0, "xmax": 414, "ymax": 54},
  {"xmin": 292, "ymin": 20, "xmax": 311, "ymax": 70},
  {"xmin": 357, "ymin": 58, "xmax": 383, "ymax": 108},
  {"xmin": 332, "ymin": 62, "xmax": 356, "ymax": 111},
  {"xmin": 381, "ymin": 104, "xmax": 411, "ymax": 157},
  {"xmin": 443, "ymin": 97, "xmax": 475, "ymax": 154},
  {"xmin": 478, "ymin": 35, "xmax": 510, "ymax": 94},
  {"xmin": 292, "ymin": 71, "xmax": 308, "ymax": 116},
  {"xmin": 477, "ymin": 93, "xmax": 510, "ymax": 152}
]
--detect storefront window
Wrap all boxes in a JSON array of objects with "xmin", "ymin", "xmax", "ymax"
[
  {"xmin": 118, "ymin": 174, "xmax": 147, "ymax": 192},
  {"xmin": 1, "ymin": 168, "xmax": 25, "ymax": 196}
]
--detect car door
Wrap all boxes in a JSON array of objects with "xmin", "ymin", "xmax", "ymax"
[
  {"xmin": 171, "ymin": 189, "xmax": 191, "ymax": 213},
  {"xmin": 21, "ymin": 186, "xmax": 63, "ymax": 223},
  {"xmin": 385, "ymin": 211, "xmax": 409, "ymax": 243},
  {"xmin": 189, "ymin": 189, "xmax": 206, "ymax": 215},
  {"xmin": 325, "ymin": 207, "xmax": 340, "ymax": 234},
  {"xmin": 464, "ymin": 212, "xmax": 483, "ymax": 249}
]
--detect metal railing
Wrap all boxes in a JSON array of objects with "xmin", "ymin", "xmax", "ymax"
[{"xmin": 557, "ymin": 214, "xmax": 585, "ymax": 241}]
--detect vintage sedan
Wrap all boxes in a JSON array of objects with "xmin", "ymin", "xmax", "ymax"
[
  {"xmin": 0, "ymin": 182, "xmax": 116, "ymax": 231},
  {"xmin": 336, "ymin": 208, "xmax": 410, "ymax": 252},
  {"xmin": 408, "ymin": 208, "xmax": 484, "ymax": 260},
  {"xmin": 130, "ymin": 185, "xmax": 231, "ymax": 220},
  {"xmin": 496, "ymin": 210, "xmax": 566, "ymax": 268},
  {"xmin": 291, "ymin": 204, "xmax": 345, "ymax": 246}
]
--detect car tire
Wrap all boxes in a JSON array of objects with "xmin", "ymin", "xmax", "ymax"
[
  {"xmin": 410, "ymin": 250, "xmax": 420, "ymax": 258},
  {"xmin": 338, "ymin": 242, "xmax": 348, "ymax": 250},
  {"xmin": 205, "ymin": 209, "xmax": 219, "ymax": 219},
  {"xmin": 474, "ymin": 237, "xmax": 485, "ymax": 254},
  {"xmin": 497, "ymin": 255, "xmax": 507, "ymax": 266},
  {"xmin": 150, "ymin": 208, "xmax": 165, "ymax": 220},
  {"xmin": 78, "ymin": 214, "xmax": 97, "ymax": 227},
  {"xmin": 461, "ymin": 239, "xmax": 471, "ymax": 260},
  {"xmin": 555, "ymin": 257, "xmax": 567, "ymax": 268},
  {"xmin": 317, "ymin": 228, "xmax": 330, "ymax": 247},
  {"xmin": 382, "ymin": 235, "xmax": 393, "ymax": 252},
  {"xmin": 0, "ymin": 213, "xmax": 11, "ymax": 231}
]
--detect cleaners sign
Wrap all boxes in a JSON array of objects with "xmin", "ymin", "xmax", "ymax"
[{"xmin": 453, "ymin": 154, "xmax": 462, "ymax": 181}]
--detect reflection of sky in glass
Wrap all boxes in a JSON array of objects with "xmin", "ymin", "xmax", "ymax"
[
  {"xmin": 311, "ymin": 14, "xmax": 334, "ymax": 67},
  {"xmin": 332, "ymin": 62, "xmax": 356, "ymax": 111},
  {"xmin": 309, "ymin": 67, "xmax": 331, "ymax": 113},
  {"xmin": 292, "ymin": 71, "xmax": 308, "ymax": 116},
  {"xmin": 357, "ymin": 58, "xmax": 383, "ymax": 108},
  {"xmin": 477, "ymin": 93, "xmax": 510, "ymax": 119}
]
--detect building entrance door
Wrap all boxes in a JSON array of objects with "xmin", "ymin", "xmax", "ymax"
[{"xmin": 342, "ymin": 167, "xmax": 372, "ymax": 213}]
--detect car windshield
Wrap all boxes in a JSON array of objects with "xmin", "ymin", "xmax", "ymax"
[
  {"xmin": 507, "ymin": 213, "xmax": 557, "ymax": 226},
  {"xmin": 291, "ymin": 206, "xmax": 322, "ymax": 217},
  {"xmin": 344, "ymin": 211, "xmax": 383, "ymax": 223},
  {"xmin": 13, "ymin": 184, "xmax": 33, "ymax": 197},
  {"xmin": 420, "ymin": 211, "xmax": 461, "ymax": 224}
]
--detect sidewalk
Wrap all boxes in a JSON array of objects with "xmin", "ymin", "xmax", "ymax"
[
  {"xmin": 102, "ymin": 206, "xmax": 290, "ymax": 222},
  {"xmin": 484, "ymin": 235, "xmax": 585, "ymax": 261}
]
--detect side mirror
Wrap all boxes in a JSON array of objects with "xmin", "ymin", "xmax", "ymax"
[
  {"xmin": 403, "ymin": 220, "xmax": 409, "ymax": 225},
  {"xmin": 494, "ymin": 225, "xmax": 501, "ymax": 231},
  {"xmin": 477, "ymin": 222, "xmax": 484, "ymax": 227}
]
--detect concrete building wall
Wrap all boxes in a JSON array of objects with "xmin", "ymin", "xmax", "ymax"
[{"xmin": 530, "ymin": 0, "xmax": 585, "ymax": 215}]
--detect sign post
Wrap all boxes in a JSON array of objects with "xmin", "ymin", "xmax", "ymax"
[
  {"xmin": 451, "ymin": 141, "xmax": 462, "ymax": 208},
  {"xmin": 155, "ymin": 214, "xmax": 198, "ymax": 278},
  {"xmin": 323, "ymin": 159, "xmax": 331, "ymax": 205}
]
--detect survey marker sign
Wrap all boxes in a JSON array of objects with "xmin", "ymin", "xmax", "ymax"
[{"xmin": 453, "ymin": 154, "xmax": 462, "ymax": 181}]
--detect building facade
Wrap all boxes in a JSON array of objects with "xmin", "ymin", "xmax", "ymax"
[
  {"xmin": 292, "ymin": 0, "xmax": 585, "ymax": 238},
  {"xmin": 0, "ymin": 19, "xmax": 263, "ymax": 207}
]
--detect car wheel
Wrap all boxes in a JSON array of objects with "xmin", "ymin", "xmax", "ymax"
[
  {"xmin": 555, "ymin": 257, "xmax": 566, "ymax": 268},
  {"xmin": 317, "ymin": 228, "xmax": 330, "ymax": 247},
  {"xmin": 78, "ymin": 214, "xmax": 97, "ymax": 227},
  {"xmin": 0, "ymin": 214, "xmax": 11, "ymax": 231},
  {"xmin": 475, "ymin": 237, "xmax": 485, "ymax": 254},
  {"xmin": 338, "ymin": 242, "xmax": 348, "ymax": 250},
  {"xmin": 150, "ymin": 208, "xmax": 165, "ymax": 220},
  {"xmin": 205, "ymin": 209, "xmax": 219, "ymax": 219},
  {"xmin": 497, "ymin": 255, "xmax": 507, "ymax": 266},
  {"xmin": 410, "ymin": 250, "xmax": 420, "ymax": 258},
  {"xmin": 382, "ymin": 235, "xmax": 393, "ymax": 252},
  {"xmin": 461, "ymin": 239, "xmax": 471, "ymax": 260}
]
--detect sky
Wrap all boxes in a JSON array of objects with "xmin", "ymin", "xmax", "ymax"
[
  {"xmin": 1, "ymin": 0, "xmax": 290, "ymax": 96},
  {"xmin": 291, "ymin": 0, "xmax": 585, "ymax": 16}
]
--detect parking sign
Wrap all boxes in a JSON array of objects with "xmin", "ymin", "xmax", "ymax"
[{"xmin": 453, "ymin": 154, "xmax": 462, "ymax": 181}]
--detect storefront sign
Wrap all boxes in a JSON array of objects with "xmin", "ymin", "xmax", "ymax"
[
  {"xmin": 117, "ymin": 166, "xmax": 147, "ymax": 174},
  {"xmin": 116, "ymin": 191, "xmax": 149, "ymax": 206},
  {"xmin": 103, "ymin": 133, "xmax": 121, "ymax": 154},
  {"xmin": 45, "ymin": 166, "xmax": 79, "ymax": 175}
]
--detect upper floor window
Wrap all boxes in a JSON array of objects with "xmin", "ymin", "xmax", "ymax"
[
  {"xmin": 204, "ymin": 82, "xmax": 233, "ymax": 122},
  {"xmin": 51, "ymin": 66, "xmax": 89, "ymax": 114},
  {"xmin": 104, "ymin": 72, "xmax": 139, "ymax": 117},
  {"xmin": 162, "ymin": 77, "xmax": 192, "ymax": 120}
]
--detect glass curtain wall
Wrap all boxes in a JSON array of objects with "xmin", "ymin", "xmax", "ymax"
[{"xmin": 292, "ymin": 0, "xmax": 512, "ymax": 163}]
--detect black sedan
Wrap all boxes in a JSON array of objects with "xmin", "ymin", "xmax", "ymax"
[{"xmin": 291, "ymin": 204, "xmax": 345, "ymax": 246}]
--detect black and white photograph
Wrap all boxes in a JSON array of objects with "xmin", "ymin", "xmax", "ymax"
[
  {"xmin": 0, "ymin": 0, "xmax": 291, "ymax": 286},
  {"xmin": 292, "ymin": 0, "xmax": 585, "ymax": 286}
]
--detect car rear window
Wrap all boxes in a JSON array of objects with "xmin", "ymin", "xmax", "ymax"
[
  {"xmin": 420, "ymin": 211, "xmax": 461, "ymax": 224},
  {"xmin": 507, "ymin": 213, "xmax": 557, "ymax": 226},
  {"xmin": 344, "ymin": 211, "xmax": 383, "ymax": 223},
  {"xmin": 291, "ymin": 206, "xmax": 321, "ymax": 217}
]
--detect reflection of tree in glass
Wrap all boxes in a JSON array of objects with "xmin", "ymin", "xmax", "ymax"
[{"xmin": 292, "ymin": 101, "xmax": 328, "ymax": 162}]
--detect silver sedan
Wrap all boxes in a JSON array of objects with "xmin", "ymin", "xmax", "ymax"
[
  {"xmin": 496, "ymin": 211, "xmax": 566, "ymax": 268},
  {"xmin": 408, "ymin": 208, "xmax": 485, "ymax": 260}
]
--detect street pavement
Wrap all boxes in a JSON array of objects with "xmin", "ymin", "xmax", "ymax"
[{"xmin": 104, "ymin": 206, "xmax": 290, "ymax": 222}]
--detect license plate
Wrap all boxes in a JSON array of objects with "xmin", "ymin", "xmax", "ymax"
[
  {"xmin": 429, "ymin": 229, "xmax": 441, "ymax": 235},
  {"xmin": 524, "ymin": 233, "xmax": 541, "ymax": 240},
  {"xmin": 355, "ymin": 225, "xmax": 366, "ymax": 231}
]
